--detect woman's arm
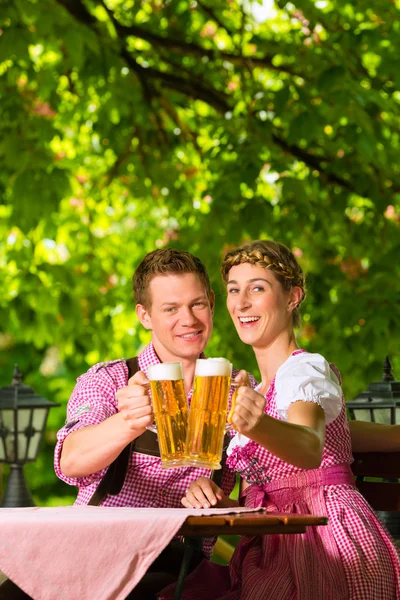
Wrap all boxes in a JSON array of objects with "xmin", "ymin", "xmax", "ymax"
[
  {"xmin": 349, "ymin": 420, "xmax": 400, "ymax": 452},
  {"xmin": 232, "ymin": 387, "xmax": 325, "ymax": 470}
]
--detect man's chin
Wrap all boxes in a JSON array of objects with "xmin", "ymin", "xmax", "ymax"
[{"xmin": 175, "ymin": 337, "xmax": 206, "ymax": 357}]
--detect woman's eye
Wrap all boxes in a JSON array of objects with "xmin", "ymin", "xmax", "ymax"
[
  {"xmin": 227, "ymin": 288, "xmax": 239, "ymax": 294},
  {"xmin": 252, "ymin": 286, "xmax": 264, "ymax": 293}
]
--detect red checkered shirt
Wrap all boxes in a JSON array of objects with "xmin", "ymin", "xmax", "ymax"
[{"xmin": 55, "ymin": 343, "xmax": 255, "ymax": 558}]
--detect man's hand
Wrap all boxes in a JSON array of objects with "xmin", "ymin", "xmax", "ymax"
[
  {"xmin": 181, "ymin": 477, "xmax": 226, "ymax": 509},
  {"xmin": 116, "ymin": 371, "xmax": 153, "ymax": 435},
  {"xmin": 230, "ymin": 386, "xmax": 266, "ymax": 436}
]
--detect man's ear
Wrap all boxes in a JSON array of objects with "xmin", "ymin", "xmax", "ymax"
[
  {"xmin": 209, "ymin": 291, "xmax": 215, "ymax": 316},
  {"xmin": 289, "ymin": 286, "xmax": 303, "ymax": 310},
  {"xmin": 136, "ymin": 304, "xmax": 152, "ymax": 330}
]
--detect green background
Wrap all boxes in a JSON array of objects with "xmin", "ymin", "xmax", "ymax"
[{"xmin": 1, "ymin": 0, "xmax": 400, "ymax": 505}]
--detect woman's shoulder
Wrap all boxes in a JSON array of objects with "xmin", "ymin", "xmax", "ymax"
[
  {"xmin": 276, "ymin": 351, "xmax": 340, "ymax": 384},
  {"xmin": 274, "ymin": 351, "xmax": 343, "ymax": 424}
]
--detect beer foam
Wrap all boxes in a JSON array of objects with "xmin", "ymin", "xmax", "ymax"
[
  {"xmin": 195, "ymin": 358, "xmax": 232, "ymax": 377},
  {"xmin": 148, "ymin": 362, "xmax": 183, "ymax": 381}
]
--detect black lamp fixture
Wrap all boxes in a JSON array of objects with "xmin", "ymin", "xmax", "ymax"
[
  {"xmin": 347, "ymin": 356, "xmax": 400, "ymax": 539},
  {"xmin": 0, "ymin": 365, "xmax": 59, "ymax": 507},
  {"xmin": 347, "ymin": 356, "xmax": 400, "ymax": 425}
]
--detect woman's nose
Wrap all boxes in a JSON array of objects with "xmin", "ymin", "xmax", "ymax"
[{"xmin": 235, "ymin": 291, "xmax": 251, "ymax": 311}]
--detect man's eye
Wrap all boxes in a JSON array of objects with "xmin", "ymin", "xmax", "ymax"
[
  {"xmin": 164, "ymin": 307, "xmax": 177, "ymax": 313},
  {"xmin": 193, "ymin": 302, "xmax": 206, "ymax": 308}
]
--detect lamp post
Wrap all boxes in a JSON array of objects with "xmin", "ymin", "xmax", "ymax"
[
  {"xmin": 347, "ymin": 356, "xmax": 400, "ymax": 539},
  {"xmin": 0, "ymin": 365, "xmax": 59, "ymax": 507}
]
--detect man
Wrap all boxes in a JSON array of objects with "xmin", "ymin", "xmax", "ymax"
[
  {"xmin": 54, "ymin": 248, "xmax": 247, "ymax": 599},
  {"xmin": 55, "ymin": 249, "xmax": 241, "ymax": 506}
]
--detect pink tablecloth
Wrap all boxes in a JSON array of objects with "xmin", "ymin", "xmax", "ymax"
[{"xmin": 0, "ymin": 505, "xmax": 259, "ymax": 600}]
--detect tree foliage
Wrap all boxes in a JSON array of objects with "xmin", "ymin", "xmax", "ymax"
[{"xmin": 1, "ymin": 0, "xmax": 400, "ymax": 503}]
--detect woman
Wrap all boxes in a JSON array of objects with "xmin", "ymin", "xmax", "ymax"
[{"xmin": 176, "ymin": 240, "xmax": 400, "ymax": 599}]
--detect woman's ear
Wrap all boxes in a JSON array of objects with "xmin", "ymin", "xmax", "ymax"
[{"xmin": 288, "ymin": 286, "xmax": 303, "ymax": 310}]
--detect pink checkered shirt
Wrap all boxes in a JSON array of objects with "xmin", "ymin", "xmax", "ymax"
[{"xmin": 55, "ymin": 343, "xmax": 254, "ymax": 558}]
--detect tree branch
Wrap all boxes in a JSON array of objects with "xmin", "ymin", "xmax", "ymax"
[
  {"xmin": 57, "ymin": 0, "xmax": 231, "ymax": 113},
  {"xmin": 272, "ymin": 133, "xmax": 356, "ymax": 192},
  {"xmin": 99, "ymin": 0, "xmax": 298, "ymax": 76}
]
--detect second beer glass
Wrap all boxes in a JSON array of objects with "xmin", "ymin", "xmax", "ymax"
[
  {"xmin": 148, "ymin": 362, "xmax": 188, "ymax": 468},
  {"xmin": 185, "ymin": 357, "xmax": 232, "ymax": 470}
]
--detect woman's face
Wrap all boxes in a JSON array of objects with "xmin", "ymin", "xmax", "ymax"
[{"xmin": 226, "ymin": 262, "xmax": 298, "ymax": 349}]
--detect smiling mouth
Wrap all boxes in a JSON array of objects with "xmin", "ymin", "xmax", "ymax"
[
  {"xmin": 238, "ymin": 317, "xmax": 260, "ymax": 324},
  {"xmin": 178, "ymin": 331, "xmax": 202, "ymax": 339}
]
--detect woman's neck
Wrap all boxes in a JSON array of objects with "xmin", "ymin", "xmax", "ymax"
[{"xmin": 254, "ymin": 331, "xmax": 298, "ymax": 391}]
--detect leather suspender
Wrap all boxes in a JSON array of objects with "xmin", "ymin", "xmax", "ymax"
[
  {"xmin": 88, "ymin": 357, "xmax": 140, "ymax": 506},
  {"xmin": 87, "ymin": 357, "xmax": 228, "ymax": 505}
]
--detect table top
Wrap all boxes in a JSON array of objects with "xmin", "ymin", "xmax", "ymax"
[
  {"xmin": 0, "ymin": 507, "xmax": 328, "ymax": 600},
  {"xmin": 178, "ymin": 510, "xmax": 329, "ymax": 536}
]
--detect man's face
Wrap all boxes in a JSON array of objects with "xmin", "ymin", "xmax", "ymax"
[{"xmin": 136, "ymin": 273, "xmax": 214, "ymax": 363}]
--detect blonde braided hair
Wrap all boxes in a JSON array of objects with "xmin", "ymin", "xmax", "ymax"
[{"xmin": 221, "ymin": 241, "xmax": 306, "ymax": 328}]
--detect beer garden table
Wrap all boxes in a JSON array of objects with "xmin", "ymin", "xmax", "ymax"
[{"xmin": 0, "ymin": 506, "xmax": 328, "ymax": 600}]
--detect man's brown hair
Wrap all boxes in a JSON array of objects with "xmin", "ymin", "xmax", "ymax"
[{"xmin": 133, "ymin": 248, "xmax": 212, "ymax": 308}]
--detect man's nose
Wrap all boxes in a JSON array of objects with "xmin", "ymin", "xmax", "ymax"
[{"xmin": 180, "ymin": 306, "xmax": 197, "ymax": 325}]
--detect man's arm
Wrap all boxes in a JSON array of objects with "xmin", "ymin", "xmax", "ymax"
[
  {"xmin": 60, "ymin": 371, "xmax": 153, "ymax": 478},
  {"xmin": 349, "ymin": 420, "xmax": 400, "ymax": 452}
]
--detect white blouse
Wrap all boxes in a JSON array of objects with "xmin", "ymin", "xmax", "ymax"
[
  {"xmin": 275, "ymin": 352, "xmax": 342, "ymax": 424},
  {"xmin": 227, "ymin": 352, "xmax": 342, "ymax": 457}
]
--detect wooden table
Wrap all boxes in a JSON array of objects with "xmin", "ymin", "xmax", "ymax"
[
  {"xmin": 179, "ymin": 510, "xmax": 328, "ymax": 536},
  {"xmin": 173, "ymin": 511, "xmax": 329, "ymax": 599}
]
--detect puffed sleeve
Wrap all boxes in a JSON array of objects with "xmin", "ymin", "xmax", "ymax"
[{"xmin": 275, "ymin": 352, "xmax": 343, "ymax": 424}]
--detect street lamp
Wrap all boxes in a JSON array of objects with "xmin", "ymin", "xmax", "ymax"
[
  {"xmin": 0, "ymin": 365, "xmax": 59, "ymax": 507},
  {"xmin": 347, "ymin": 356, "xmax": 400, "ymax": 539}
]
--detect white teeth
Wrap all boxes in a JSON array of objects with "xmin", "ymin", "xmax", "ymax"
[
  {"xmin": 239, "ymin": 317, "xmax": 260, "ymax": 323},
  {"xmin": 181, "ymin": 332, "xmax": 199, "ymax": 338}
]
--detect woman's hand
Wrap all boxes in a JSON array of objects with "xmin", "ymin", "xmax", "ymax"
[
  {"xmin": 230, "ymin": 386, "xmax": 266, "ymax": 436},
  {"xmin": 182, "ymin": 477, "xmax": 225, "ymax": 509},
  {"xmin": 181, "ymin": 477, "xmax": 239, "ymax": 509}
]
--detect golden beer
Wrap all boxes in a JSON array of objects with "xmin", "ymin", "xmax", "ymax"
[
  {"xmin": 148, "ymin": 362, "xmax": 188, "ymax": 468},
  {"xmin": 185, "ymin": 358, "xmax": 232, "ymax": 470}
]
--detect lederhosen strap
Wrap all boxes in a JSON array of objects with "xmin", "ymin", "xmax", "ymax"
[
  {"xmin": 88, "ymin": 357, "xmax": 141, "ymax": 505},
  {"xmin": 88, "ymin": 357, "xmax": 228, "ymax": 505}
]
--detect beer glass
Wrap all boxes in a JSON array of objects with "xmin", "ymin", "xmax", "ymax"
[
  {"xmin": 147, "ymin": 362, "xmax": 188, "ymax": 468},
  {"xmin": 185, "ymin": 358, "xmax": 232, "ymax": 470}
]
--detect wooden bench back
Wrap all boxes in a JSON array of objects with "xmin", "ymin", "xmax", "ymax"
[{"xmin": 351, "ymin": 452, "xmax": 400, "ymax": 512}]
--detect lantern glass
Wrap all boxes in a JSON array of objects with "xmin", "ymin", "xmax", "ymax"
[
  {"xmin": 1, "ymin": 409, "xmax": 14, "ymax": 429},
  {"xmin": 373, "ymin": 407, "xmax": 393, "ymax": 425},
  {"xmin": 27, "ymin": 408, "xmax": 48, "ymax": 460},
  {"xmin": 18, "ymin": 408, "xmax": 31, "ymax": 429},
  {"xmin": 350, "ymin": 408, "xmax": 371, "ymax": 422},
  {"xmin": 0, "ymin": 409, "xmax": 16, "ymax": 461}
]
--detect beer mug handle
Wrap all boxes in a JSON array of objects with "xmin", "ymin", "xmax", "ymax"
[
  {"xmin": 226, "ymin": 381, "xmax": 241, "ymax": 431},
  {"xmin": 143, "ymin": 382, "xmax": 157, "ymax": 433}
]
